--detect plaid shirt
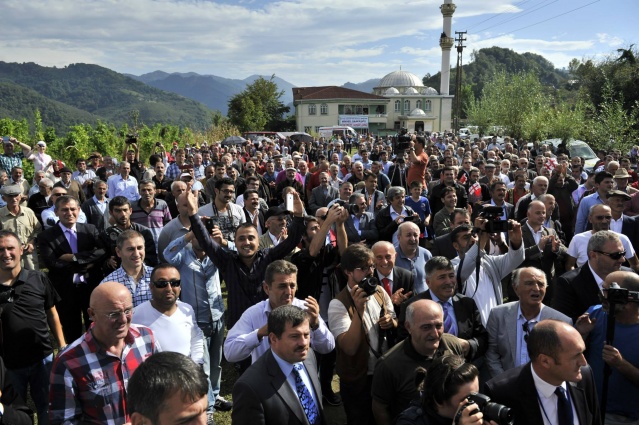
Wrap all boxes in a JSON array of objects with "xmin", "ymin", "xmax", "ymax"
[
  {"xmin": 0, "ymin": 152, "xmax": 25, "ymax": 174},
  {"xmin": 165, "ymin": 162, "xmax": 182, "ymax": 180},
  {"xmin": 49, "ymin": 324, "xmax": 158, "ymax": 425},
  {"xmin": 100, "ymin": 265, "xmax": 153, "ymax": 307}
]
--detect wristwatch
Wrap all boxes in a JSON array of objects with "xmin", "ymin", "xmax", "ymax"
[{"xmin": 72, "ymin": 255, "xmax": 77, "ymax": 262}]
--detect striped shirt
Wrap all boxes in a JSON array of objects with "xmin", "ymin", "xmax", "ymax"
[
  {"xmin": 130, "ymin": 199, "xmax": 172, "ymax": 246},
  {"xmin": 100, "ymin": 265, "xmax": 153, "ymax": 307}
]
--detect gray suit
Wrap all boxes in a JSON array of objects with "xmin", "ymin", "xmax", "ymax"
[
  {"xmin": 309, "ymin": 185, "xmax": 339, "ymax": 214},
  {"xmin": 232, "ymin": 349, "xmax": 325, "ymax": 425},
  {"xmin": 485, "ymin": 301, "xmax": 572, "ymax": 378}
]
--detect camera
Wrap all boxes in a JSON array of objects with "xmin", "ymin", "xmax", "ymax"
[
  {"xmin": 479, "ymin": 206, "xmax": 512, "ymax": 233},
  {"xmin": 125, "ymin": 134, "xmax": 138, "ymax": 145},
  {"xmin": 0, "ymin": 287, "xmax": 14, "ymax": 305},
  {"xmin": 358, "ymin": 276, "xmax": 380, "ymax": 297},
  {"xmin": 466, "ymin": 393, "xmax": 513, "ymax": 425},
  {"xmin": 333, "ymin": 199, "xmax": 359, "ymax": 216},
  {"xmin": 155, "ymin": 142, "xmax": 162, "ymax": 147},
  {"xmin": 606, "ymin": 283, "xmax": 639, "ymax": 304}
]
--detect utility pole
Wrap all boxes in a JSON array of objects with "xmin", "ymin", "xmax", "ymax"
[{"xmin": 453, "ymin": 31, "xmax": 466, "ymax": 133}]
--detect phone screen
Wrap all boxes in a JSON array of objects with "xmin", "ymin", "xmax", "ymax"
[{"xmin": 286, "ymin": 193, "xmax": 294, "ymax": 212}]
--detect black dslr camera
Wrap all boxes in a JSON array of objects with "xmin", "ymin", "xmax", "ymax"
[
  {"xmin": 465, "ymin": 393, "xmax": 513, "ymax": 425},
  {"xmin": 479, "ymin": 206, "xmax": 512, "ymax": 233},
  {"xmin": 333, "ymin": 199, "xmax": 360, "ymax": 216},
  {"xmin": 358, "ymin": 276, "xmax": 379, "ymax": 296},
  {"xmin": 606, "ymin": 283, "xmax": 639, "ymax": 304},
  {"xmin": 125, "ymin": 134, "xmax": 138, "ymax": 145}
]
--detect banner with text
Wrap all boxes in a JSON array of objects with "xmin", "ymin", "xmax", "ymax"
[{"xmin": 339, "ymin": 115, "xmax": 369, "ymax": 128}]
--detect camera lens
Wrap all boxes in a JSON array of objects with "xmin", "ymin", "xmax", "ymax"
[{"xmin": 484, "ymin": 402, "xmax": 513, "ymax": 425}]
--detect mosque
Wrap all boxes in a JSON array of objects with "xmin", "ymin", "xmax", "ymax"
[{"xmin": 293, "ymin": 0, "xmax": 456, "ymax": 136}]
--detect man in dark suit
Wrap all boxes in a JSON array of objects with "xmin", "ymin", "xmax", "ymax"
[
  {"xmin": 232, "ymin": 304, "xmax": 325, "ymax": 425},
  {"xmin": 80, "ymin": 179, "xmax": 110, "ymax": 231},
  {"xmin": 242, "ymin": 189, "xmax": 266, "ymax": 235},
  {"xmin": 372, "ymin": 241, "xmax": 414, "ymax": 344},
  {"xmin": 553, "ymin": 230, "xmax": 629, "ymax": 322},
  {"xmin": 343, "ymin": 193, "xmax": 378, "ymax": 246},
  {"xmin": 485, "ymin": 319, "xmax": 602, "ymax": 425},
  {"xmin": 358, "ymin": 171, "xmax": 386, "ymax": 217},
  {"xmin": 519, "ymin": 200, "xmax": 567, "ymax": 300},
  {"xmin": 398, "ymin": 256, "xmax": 488, "ymax": 362},
  {"xmin": 37, "ymin": 195, "xmax": 107, "ymax": 342},
  {"xmin": 308, "ymin": 172, "xmax": 339, "ymax": 215},
  {"xmin": 431, "ymin": 208, "xmax": 470, "ymax": 259}
]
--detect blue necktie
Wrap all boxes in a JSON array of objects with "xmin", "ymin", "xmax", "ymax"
[
  {"xmin": 440, "ymin": 301, "xmax": 458, "ymax": 336},
  {"xmin": 292, "ymin": 364, "xmax": 319, "ymax": 425},
  {"xmin": 555, "ymin": 386, "xmax": 573, "ymax": 425}
]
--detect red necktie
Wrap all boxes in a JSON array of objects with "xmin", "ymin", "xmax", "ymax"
[{"xmin": 382, "ymin": 277, "xmax": 391, "ymax": 296}]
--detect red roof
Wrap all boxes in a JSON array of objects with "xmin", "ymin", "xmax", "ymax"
[{"xmin": 293, "ymin": 86, "xmax": 388, "ymax": 101}]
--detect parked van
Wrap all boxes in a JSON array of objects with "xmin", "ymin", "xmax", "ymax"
[{"xmin": 318, "ymin": 126, "xmax": 358, "ymax": 140}]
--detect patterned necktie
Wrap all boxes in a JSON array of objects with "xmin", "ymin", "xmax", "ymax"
[
  {"xmin": 292, "ymin": 364, "xmax": 319, "ymax": 425},
  {"xmin": 439, "ymin": 301, "xmax": 458, "ymax": 336},
  {"xmin": 382, "ymin": 277, "xmax": 392, "ymax": 296},
  {"xmin": 555, "ymin": 386, "xmax": 573, "ymax": 425}
]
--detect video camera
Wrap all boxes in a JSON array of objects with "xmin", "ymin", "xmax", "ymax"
[
  {"xmin": 393, "ymin": 128, "xmax": 411, "ymax": 163},
  {"xmin": 125, "ymin": 134, "xmax": 138, "ymax": 145},
  {"xmin": 606, "ymin": 283, "xmax": 639, "ymax": 304},
  {"xmin": 479, "ymin": 206, "xmax": 512, "ymax": 233},
  {"xmin": 465, "ymin": 393, "xmax": 513, "ymax": 425}
]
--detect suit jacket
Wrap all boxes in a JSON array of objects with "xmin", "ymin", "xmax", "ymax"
[
  {"xmin": 551, "ymin": 264, "xmax": 632, "ymax": 323},
  {"xmin": 485, "ymin": 301, "xmax": 572, "ymax": 378},
  {"xmin": 258, "ymin": 232, "xmax": 300, "ymax": 259},
  {"xmin": 232, "ymin": 349, "xmax": 326, "ymax": 425},
  {"xmin": 37, "ymin": 222, "xmax": 107, "ymax": 287},
  {"xmin": 308, "ymin": 185, "xmax": 339, "ymax": 214},
  {"xmin": 244, "ymin": 207, "xmax": 266, "ymax": 235},
  {"xmin": 376, "ymin": 266, "xmax": 414, "ymax": 316},
  {"xmin": 375, "ymin": 205, "xmax": 425, "ymax": 243},
  {"xmin": 431, "ymin": 233, "xmax": 457, "ymax": 259},
  {"xmin": 485, "ymin": 363, "xmax": 602, "ymax": 425},
  {"xmin": 26, "ymin": 192, "xmax": 49, "ymax": 225},
  {"xmin": 81, "ymin": 197, "xmax": 110, "ymax": 231},
  {"xmin": 398, "ymin": 291, "xmax": 488, "ymax": 361},
  {"xmin": 357, "ymin": 188, "xmax": 386, "ymax": 217},
  {"xmin": 520, "ymin": 223, "xmax": 566, "ymax": 282},
  {"xmin": 344, "ymin": 212, "xmax": 378, "ymax": 245}
]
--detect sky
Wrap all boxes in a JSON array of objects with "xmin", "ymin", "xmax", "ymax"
[{"xmin": 1, "ymin": 0, "xmax": 637, "ymax": 88}]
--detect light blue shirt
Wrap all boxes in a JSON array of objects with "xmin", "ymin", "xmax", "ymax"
[
  {"xmin": 163, "ymin": 234, "xmax": 224, "ymax": 327},
  {"xmin": 271, "ymin": 351, "xmax": 319, "ymax": 410},
  {"xmin": 429, "ymin": 291, "xmax": 458, "ymax": 335},
  {"xmin": 515, "ymin": 305, "xmax": 542, "ymax": 367},
  {"xmin": 394, "ymin": 244, "xmax": 432, "ymax": 294}
]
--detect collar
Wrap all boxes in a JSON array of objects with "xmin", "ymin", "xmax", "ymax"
[
  {"xmin": 93, "ymin": 196, "xmax": 107, "ymax": 204},
  {"xmin": 58, "ymin": 222, "xmax": 77, "ymax": 233},
  {"xmin": 272, "ymin": 350, "xmax": 297, "ymax": 379},
  {"xmin": 517, "ymin": 302, "xmax": 543, "ymax": 322},
  {"xmin": 526, "ymin": 221, "xmax": 544, "ymax": 235},
  {"xmin": 377, "ymin": 269, "xmax": 394, "ymax": 281},
  {"xmin": 587, "ymin": 262, "xmax": 605, "ymax": 290},
  {"xmin": 429, "ymin": 290, "xmax": 452, "ymax": 306},
  {"xmin": 531, "ymin": 362, "xmax": 568, "ymax": 399}
]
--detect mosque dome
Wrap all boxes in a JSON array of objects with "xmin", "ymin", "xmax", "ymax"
[
  {"xmin": 378, "ymin": 70, "xmax": 424, "ymax": 88},
  {"xmin": 409, "ymin": 108, "xmax": 427, "ymax": 117},
  {"xmin": 384, "ymin": 87, "xmax": 400, "ymax": 95},
  {"xmin": 422, "ymin": 86, "xmax": 439, "ymax": 95},
  {"xmin": 405, "ymin": 87, "xmax": 419, "ymax": 95}
]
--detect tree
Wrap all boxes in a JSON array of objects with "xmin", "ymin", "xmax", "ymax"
[{"xmin": 227, "ymin": 76, "xmax": 290, "ymax": 132}]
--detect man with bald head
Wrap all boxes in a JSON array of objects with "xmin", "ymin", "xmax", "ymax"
[
  {"xmin": 371, "ymin": 299, "xmax": 464, "ymax": 425},
  {"xmin": 372, "ymin": 241, "xmax": 414, "ymax": 315},
  {"xmin": 394, "ymin": 221, "xmax": 432, "ymax": 295},
  {"xmin": 577, "ymin": 270, "xmax": 639, "ymax": 422},
  {"xmin": 49, "ymin": 282, "xmax": 160, "ymax": 425}
]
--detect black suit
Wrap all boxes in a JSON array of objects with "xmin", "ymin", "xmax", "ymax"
[
  {"xmin": 431, "ymin": 233, "xmax": 457, "ymax": 259},
  {"xmin": 375, "ymin": 205, "xmax": 424, "ymax": 243},
  {"xmin": 344, "ymin": 212, "xmax": 378, "ymax": 245},
  {"xmin": 232, "ymin": 349, "xmax": 325, "ymax": 425},
  {"xmin": 552, "ymin": 264, "xmax": 633, "ymax": 323},
  {"xmin": 244, "ymin": 207, "xmax": 266, "ymax": 235},
  {"xmin": 520, "ymin": 223, "xmax": 566, "ymax": 290},
  {"xmin": 80, "ymin": 197, "xmax": 109, "ymax": 231},
  {"xmin": 376, "ymin": 267, "xmax": 414, "ymax": 316},
  {"xmin": 26, "ymin": 192, "xmax": 49, "ymax": 225},
  {"xmin": 485, "ymin": 364, "xmax": 602, "ymax": 425},
  {"xmin": 38, "ymin": 222, "xmax": 107, "ymax": 342},
  {"xmin": 398, "ymin": 291, "xmax": 488, "ymax": 361}
]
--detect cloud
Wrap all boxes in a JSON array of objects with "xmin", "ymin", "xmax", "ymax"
[{"xmin": 596, "ymin": 33, "xmax": 624, "ymax": 47}]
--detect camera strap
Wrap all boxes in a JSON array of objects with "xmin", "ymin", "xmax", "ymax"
[{"xmin": 348, "ymin": 287, "xmax": 385, "ymax": 359}]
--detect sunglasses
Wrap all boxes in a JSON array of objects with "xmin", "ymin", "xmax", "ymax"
[
  {"xmin": 153, "ymin": 279, "xmax": 181, "ymax": 288},
  {"xmin": 594, "ymin": 250, "xmax": 626, "ymax": 260}
]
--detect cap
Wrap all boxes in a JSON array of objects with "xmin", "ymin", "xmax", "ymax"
[
  {"xmin": 59, "ymin": 167, "xmax": 73, "ymax": 174},
  {"xmin": 3, "ymin": 139, "xmax": 13, "ymax": 145},
  {"xmin": 286, "ymin": 167, "xmax": 297, "ymax": 172},
  {"xmin": 272, "ymin": 154, "xmax": 283, "ymax": 159},
  {"xmin": 614, "ymin": 168, "xmax": 631, "ymax": 179},
  {"xmin": 180, "ymin": 172, "xmax": 193, "ymax": 180},
  {"xmin": 485, "ymin": 163, "xmax": 497, "ymax": 169},
  {"xmin": 265, "ymin": 206, "xmax": 289, "ymax": 220},
  {"xmin": 0, "ymin": 185, "xmax": 22, "ymax": 196},
  {"xmin": 607, "ymin": 190, "xmax": 631, "ymax": 200},
  {"xmin": 36, "ymin": 141, "xmax": 46, "ymax": 147}
]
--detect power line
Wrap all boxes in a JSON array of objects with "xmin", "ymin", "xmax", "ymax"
[
  {"xmin": 468, "ymin": 0, "xmax": 534, "ymax": 29},
  {"xmin": 475, "ymin": 0, "xmax": 601, "ymax": 43},
  {"xmin": 474, "ymin": 0, "xmax": 559, "ymax": 34}
]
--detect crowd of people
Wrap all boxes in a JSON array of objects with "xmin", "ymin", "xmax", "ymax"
[{"xmin": 0, "ymin": 131, "xmax": 636, "ymax": 425}]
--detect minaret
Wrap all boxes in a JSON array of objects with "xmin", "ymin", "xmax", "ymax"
[{"xmin": 439, "ymin": 0, "xmax": 456, "ymax": 95}]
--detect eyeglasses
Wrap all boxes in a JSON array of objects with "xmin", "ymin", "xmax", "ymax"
[
  {"xmin": 100, "ymin": 307, "xmax": 134, "ymax": 321},
  {"xmin": 593, "ymin": 215, "xmax": 612, "ymax": 221},
  {"xmin": 594, "ymin": 250, "xmax": 626, "ymax": 260},
  {"xmin": 51, "ymin": 193, "xmax": 65, "ymax": 197},
  {"xmin": 219, "ymin": 189, "xmax": 235, "ymax": 194},
  {"xmin": 153, "ymin": 279, "xmax": 181, "ymax": 288},
  {"xmin": 354, "ymin": 265, "xmax": 375, "ymax": 273}
]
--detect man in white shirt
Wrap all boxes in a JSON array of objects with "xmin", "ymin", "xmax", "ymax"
[
  {"xmin": 107, "ymin": 161, "xmax": 140, "ymax": 201},
  {"xmin": 224, "ymin": 260, "xmax": 334, "ymax": 364},
  {"xmin": 132, "ymin": 264, "xmax": 204, "ymax": 365}
]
